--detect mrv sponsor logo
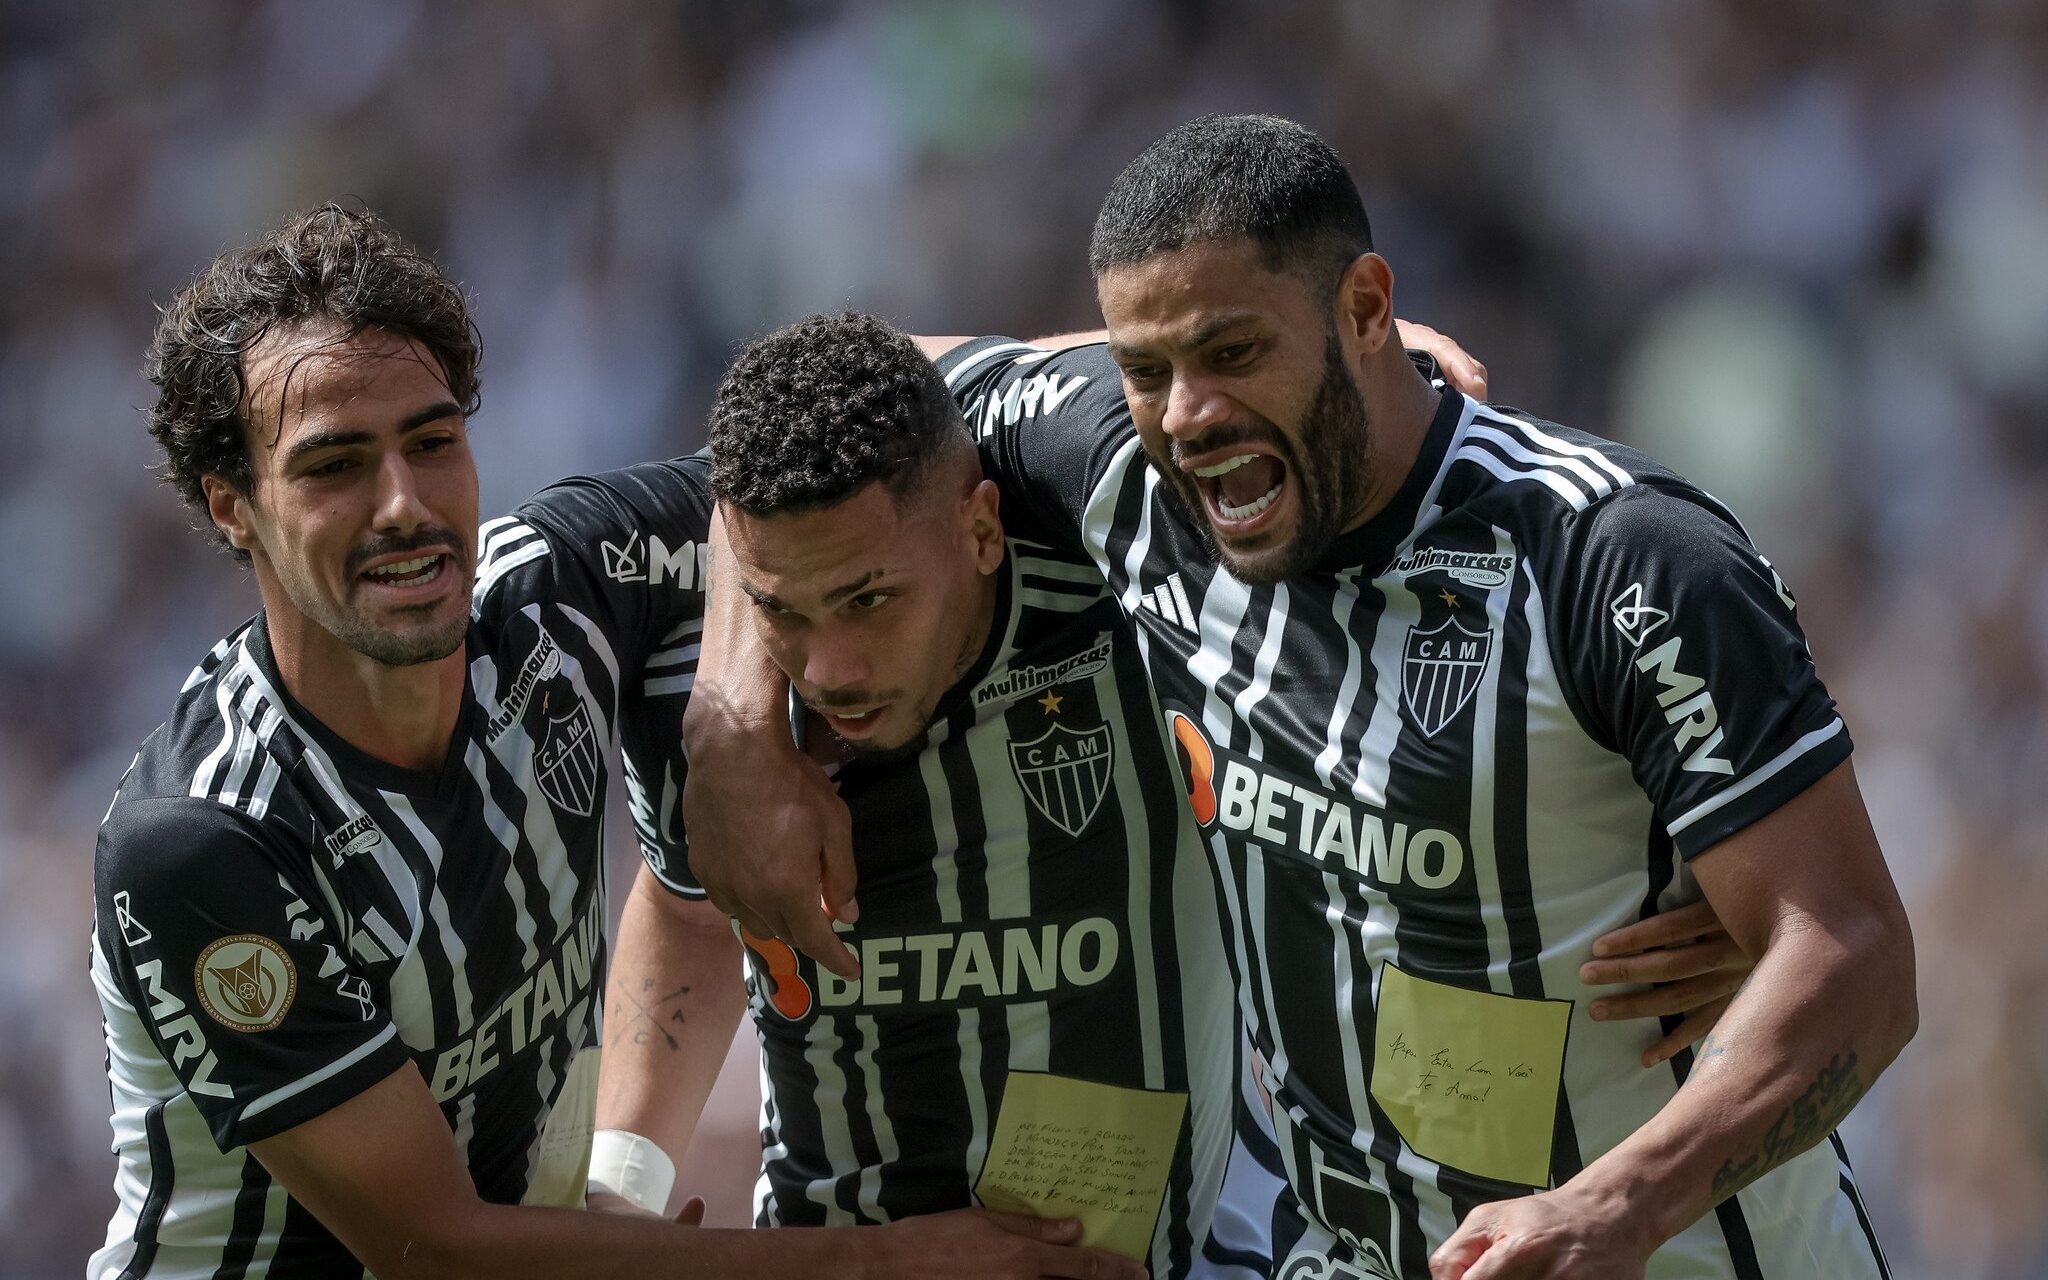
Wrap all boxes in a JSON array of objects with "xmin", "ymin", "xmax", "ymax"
[
  {"xmin": 428, "ymin": 894, "xmax": 605, "ymax": 1101},
  {"xmin": 969, "ymin": 370, "xmax": 1090, "ymax": 438},
  {"xmin": 601, "ymin": 530, "xmax": 707, "ymax": 590},
  {"xmin": 1168, "ymin": 710, "xmax": 1468, "ymax": 891}
]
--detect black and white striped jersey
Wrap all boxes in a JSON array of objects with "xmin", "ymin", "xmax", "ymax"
[
  {"xmin": 642, "ymin": 528, "xmax": 1242, "ymax": 1280},
  {"xmin": 943, "ymin": 337, "xmax": 1888, "ymax": 1280},
  {"xmin": 89, "ymin": 458, "xmax": 713, "ymax": 1280}
]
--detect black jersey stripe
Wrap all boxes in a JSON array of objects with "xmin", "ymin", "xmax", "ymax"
[
  {"xmin": 206, "ymin": 1153, "xmax": 272, "ymax": 1280},
  {"xmin": 1830, "ymin": 1133, "xmax": 1893, "ymax": 1279}
]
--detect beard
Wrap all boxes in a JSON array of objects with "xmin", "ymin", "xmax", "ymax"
[
  {"xmin": 294, "ymin": 527, "xmax": 473, "ymax": 667},
  {"xmin": 1144, "ymin": 329, "xmax": 1374, "ymax": 585}
]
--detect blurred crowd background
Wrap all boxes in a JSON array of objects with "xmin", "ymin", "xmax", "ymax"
[{"xmin": 3, "ymin": 0, "xmax": 2044, "ymax": 1274}]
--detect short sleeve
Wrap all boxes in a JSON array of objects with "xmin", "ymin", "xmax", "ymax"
[
  {"xmin": 94, "ymin": 796, "xmax": 408, "ymax": 1150},
  {"xmin": 938, "ymin": 337, "xmax": 1137, "ymax": 546},
  {"xmin": 618, "ymin": 679, "xmax": 703, "ymax": 900},
  {"xmin": 1549, "ymin": 483, "xmax": 1852, "ymax": 858},
  {"xmin": 483, "ymin": 456, "xmax": 716, "ymax": 680}
]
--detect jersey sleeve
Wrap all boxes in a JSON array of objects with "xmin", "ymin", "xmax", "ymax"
[
  {"xmin": 482, "ymin": 456, "xmax": 715, "ymax": 681},
  {"xmin": 938, "ymin": 337, "xmax": 1138, "ymax": 547},
  {"xmin": 618, "ymin": 677, "xmax": 702, "ymax": 899},
  {"xmin": 94, "ymin": 795, "xmax": 409, "ymax": 1151},
  {"xmin": 1549, "ymin": 482, "xmax": 1852, "ymax": 858}
]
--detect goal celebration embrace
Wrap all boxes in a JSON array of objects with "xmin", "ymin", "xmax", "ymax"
[{"xmin": 85, "ymin": 111, "xmax": 1912, "ymax": 1280}]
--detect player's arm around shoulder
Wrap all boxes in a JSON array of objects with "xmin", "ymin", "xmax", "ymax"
[{"xmin": 254, "ymin": 1056, "xmax": 1146, "ymax": 1280}]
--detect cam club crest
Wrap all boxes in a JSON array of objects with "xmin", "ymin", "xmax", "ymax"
[
  {"xmin": 1009, "ymin": 722, "xmax": 1114, "ymax": 837},
  {"xmin": 535, "ymin": 694, "xmax": 600, "ymax": 818},
  {"xmin": 1401, "ymin": 616, "xmax": 1493, "ymax": 738}
]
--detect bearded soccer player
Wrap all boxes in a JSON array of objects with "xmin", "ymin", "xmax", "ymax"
[
  {"xmin": 598, "ymin": 315, "xmax": 1755, "ymax": 1280},
  {"xmin": 681, "ymin": 117, "xmax": 1916, "ymax": 1280},
  {"xmin": 87, "ymin": 206, "xmax": 1141, "ymax": 1280}
]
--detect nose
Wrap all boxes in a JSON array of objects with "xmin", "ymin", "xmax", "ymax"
[
  {"xmin": 372, "ymin": 449, "xmax": 433, "ymax": 534},
  {"xmin": 799, "ymin": 630, "xmax": 872, "ymax": 701},
  {"xmin": 1160, "ymin": 369, "xmax": 1231, "ymax": 444}
]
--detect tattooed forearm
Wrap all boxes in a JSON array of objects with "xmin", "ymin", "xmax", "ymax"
[
  {"xmin": 607, "ymin": 978, "xmax": 694, "ymax": 1052},
  {"xmin": 1709, "ymin": 1051, "xmax": 1865, "ymax": 1200}
]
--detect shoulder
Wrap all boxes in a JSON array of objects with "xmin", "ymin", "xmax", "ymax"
[
  {"xmin": 475, "ymin": 457, "xmax": 716, "ymax": 611},
  {"xmin": 1438, "ymin": 401, "xmax": 1743, "ymax": 551},
  {"xmin": 98, "ymin": 789, "xmax": 294, "ymax": 903}
]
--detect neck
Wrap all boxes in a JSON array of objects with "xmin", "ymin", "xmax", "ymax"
[
  {"xmin": 1342, "ymin": 352, "xmax": 1444, "ymax": 533},
  {"xmin": 264, "ymin": 603, "xmax": 466, "ymax": 772}
]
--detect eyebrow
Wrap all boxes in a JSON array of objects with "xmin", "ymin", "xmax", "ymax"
[
  {"xmin": 1108, "ymin": 310, "xmax": 1261, "ymax": 361},
  {"xmin": 281, "ymin": 401, "xmax": 462, "ymax": 467},
  {"xmin": 743, "ymin": 568, "xmax": 889, "ymax": 613}
]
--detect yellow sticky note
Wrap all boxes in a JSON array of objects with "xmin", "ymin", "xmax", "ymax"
[
  {"xmin": 523, "ymin": 1046, "xmax": 598, "ymax": 1208},
  {"xmin": 975, "ymin": 1072, "xmax": 1188, "ymax": 1260},
  {"xmin": 1369, "ymin": 963, "xmax": 1572, "ymax": 1188}
]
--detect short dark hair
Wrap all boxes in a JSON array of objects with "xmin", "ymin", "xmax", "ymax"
[
  {"xmin": 1088, "ymin": 114, "xmax": 1373, "ymax": 288},
  {"xmin": 145, "ymin": 203, "xmax": 482, "ymax": 556},
  {"xmin": 709, "ymin": 312, "xmax": 970, "ymax": 516}
]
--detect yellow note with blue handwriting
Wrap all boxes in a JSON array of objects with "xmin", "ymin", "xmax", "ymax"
[
  {"xmin": 1369, "ymin": 963, "xmax": 1572, "ymax": 1187},
  {"xmin": 975, "ymin": 1072, "xmax": 1187, "ymax": 1260}
]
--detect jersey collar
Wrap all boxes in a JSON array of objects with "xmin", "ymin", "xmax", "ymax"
[{"xmin": 1313, "ymin": 385, "xmax": 1469, "ymax": 577}]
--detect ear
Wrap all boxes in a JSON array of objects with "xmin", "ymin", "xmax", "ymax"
[
  {"xmin": 964, "ymin": 477, "xmax": 1004, "ymax": 575},
  {"xmin": 1334, "ymin": 252, "xmax": 1397, "ymax": 357},
  {"xmin": 202, "ymin": 475, "xmax": 262, "ymax": 555}
]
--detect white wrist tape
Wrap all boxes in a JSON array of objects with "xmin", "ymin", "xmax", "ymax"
[{"xmin": 586, "ymin": 1128, "xmax": 677, "ymax": 1214}]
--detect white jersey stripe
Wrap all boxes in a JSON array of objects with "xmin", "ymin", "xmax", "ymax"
[
  {"xmin": 240, "ymin": 1024, "xmax": 400, "ymax": 1123},
  {"xmin": 1666, "ymin": 718, "xmax": 1846, "ymax": 837}
]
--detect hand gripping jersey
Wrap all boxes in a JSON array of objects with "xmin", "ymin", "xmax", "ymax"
[
  {"xmin": 89, "ymin": 459, "xmax": 712, "ymax": 1280},
  {"xmin": 636, "ymin": 522, "xmax": 1248, "ymax": 1280},
  {"xmin": 943, "ymin": 338, "xmax": 1890, "ymax": 1280}
]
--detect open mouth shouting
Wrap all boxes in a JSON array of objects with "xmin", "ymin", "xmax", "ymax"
[{"xmin": 1187, "ymin": 447, "xmax": 1293, "ymax": 538}]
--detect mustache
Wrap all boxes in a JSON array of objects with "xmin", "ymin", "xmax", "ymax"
[
  {"xmin": 1168, "ymin": 421, "xmax": 1289, "ymax": 469},
  {"xmin": 803, "ymin": 688, "xmax": 892, "ymax": 710},
  {"xmin": 345, "ymin": 528, "xmax": 466, "ymax": 579}
]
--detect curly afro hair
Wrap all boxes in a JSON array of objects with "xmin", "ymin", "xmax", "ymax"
[
  {"xmin": 145, "ymin": 203, "xmax": 481, "ymax": 558},
  {"xmin": 709, "ymin": 312, "xmax": 969, "ymax": 516}
]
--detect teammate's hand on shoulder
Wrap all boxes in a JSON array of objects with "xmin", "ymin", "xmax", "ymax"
[
  {"xmin": 1580, "ymin": 899, "xmax": 1753, "ymax": 1067},
  {"xmin": 1395, "ymin": 318, "xmax": 1489, "ymax": 399},
  {"xmin": 681, "ymin": 715, "xmax": 861, "ymax": 980},
  {"xmin": 1431, "ymin": 1185, "xmax": 1652, "ymax": 1280},
  {"xmin": 868, "ymin": 1207, "xmax": 1147, "ymax": 1280}
]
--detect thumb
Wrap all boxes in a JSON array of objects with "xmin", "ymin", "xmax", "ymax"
[
  {"xmin": 674, "ymin": 1194, "xmax": 707, "ymax": 1227},
  {"xmin": 819, "ymin": 796, "xmax": 859, "ymax": 925},
  {"xmin": 1430, "ymin": 1220, "xmax": 1493, "ymax": 1280}
]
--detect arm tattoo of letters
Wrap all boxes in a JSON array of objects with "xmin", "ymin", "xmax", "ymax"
[{"xmin": 1710, "ymin": 1050, "xmax": 1865, "ymax": 1200}]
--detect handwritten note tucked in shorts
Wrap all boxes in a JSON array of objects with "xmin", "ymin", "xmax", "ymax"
[
  {"xmin": 1369, "ymin": 963, "xmax": 1572, "ymax": 1188},
  {"xmin": 974, "ymin": 1072, "xmax": 1188, "ymax": 1260}
]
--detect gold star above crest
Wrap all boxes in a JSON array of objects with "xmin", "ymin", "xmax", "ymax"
[
  {"xmin": 1038, "ymin": 691, "xmax": 1064, "ymax": 715},
  {"xmin": 1438, "ymin": 588, "xmax": 1459, "ymax": 609}
]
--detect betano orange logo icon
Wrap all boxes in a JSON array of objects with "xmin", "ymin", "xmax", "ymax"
[
  {"xmin": 1168, "ymin": 710, "xmax": 1217, "ymax": 826},
  {"xmin": 739, "ymin": 926, "xmax": 814, "ymax": 1020}
]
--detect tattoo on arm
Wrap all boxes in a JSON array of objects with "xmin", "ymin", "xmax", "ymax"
[
  {"xmin": 1709, "ymin": 1050, "xmax": 1865, "ymax": 1201},
  {"xmin": 607, "ymin": 977, "xmax": 694, "ymax": 1052}
]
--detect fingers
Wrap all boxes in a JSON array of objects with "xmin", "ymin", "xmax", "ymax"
[
  {"xmin": 978, "ymin": 1208, "xmax": 1083, "ymax": 1242},
  {"xmin": 785, "ymin": 905, "xmax": 861, "ymax": 980},
  {"xmin": 1589, "ymin": 968, "xmax": 1746, "ymax": 1023},
  {"xmin": 1642, "ymin": 995, "xmax": 1735, "ymax": 1067},
  {"xmin": 1580, "ymin": 933, "xmax": 1747, "ymax": 987},
  {"xmin": 818, "ymin": 790, "xmax": 860, "ymax": 926},
  {"xmin": 1429, "ymin": 1222, "xmax": 1493, "ymax": 1280},
  {"xmin": 1034, "ymin": 1242, "xmax": 1149, "ymax": 1280},
  {"xmin": 1395, "ymin": 320, "xmax": 1490, "ymax": 400},
  {"xmin": 1589, "ymin": 900, "xmax": 1723, "ymax": 958},
  {"xmin": 674, "ymin": 1195, "xmax": 707, "ymax": 1227}
]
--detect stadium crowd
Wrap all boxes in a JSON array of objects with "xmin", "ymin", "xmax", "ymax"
[{"xmin": 1, "ymin": 0, "xmax": 2043, "ymax": 1274}]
